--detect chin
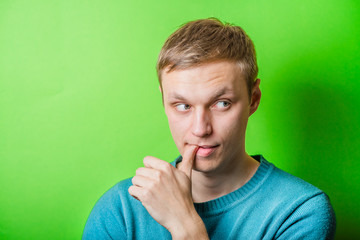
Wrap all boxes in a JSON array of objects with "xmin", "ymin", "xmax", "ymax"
[{"xmin": 193, "ymin": 156, "xmax": 220, "ymax": 173}]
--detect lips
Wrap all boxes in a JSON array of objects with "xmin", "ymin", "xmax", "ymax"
[{"xmin": 196, "ymin": 145, "xmax": 219, "ymax": 157}]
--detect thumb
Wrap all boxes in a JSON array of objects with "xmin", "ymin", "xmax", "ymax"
[{"xmin": 177, "ymin": 145, "xmax": 198, "ymax": 179}]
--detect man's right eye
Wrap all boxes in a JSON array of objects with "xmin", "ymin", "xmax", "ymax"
[{"xmin": 175, "ymin": 104, "xmax": 191, "ymax": 112}]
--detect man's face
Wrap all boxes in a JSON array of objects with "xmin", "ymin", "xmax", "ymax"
[{"xmin": 161, "ymin": 61, "xmax": 260, "ymax": 174}]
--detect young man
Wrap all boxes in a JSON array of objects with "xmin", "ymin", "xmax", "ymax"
[{"xmin": 82, "ymin": 18, "xmax": 336, "ymax": 239}]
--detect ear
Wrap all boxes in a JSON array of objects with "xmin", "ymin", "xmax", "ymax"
[{"xmin": 249, "ymin": 78, "xmax": 261, "ymax": 116}]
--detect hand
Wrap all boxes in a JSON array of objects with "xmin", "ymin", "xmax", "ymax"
[{"xmin": 128, "ymin": 145, "xmax": 209, "ymax": 239}]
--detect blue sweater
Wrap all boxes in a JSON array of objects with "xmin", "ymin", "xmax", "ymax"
[{"xmin": 82, "ymin": 155, "xmax": 336, "ymax": 239}]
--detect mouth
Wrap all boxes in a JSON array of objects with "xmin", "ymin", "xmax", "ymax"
[{"xmin": 196, "ymin": 145, "xmax": 219, "ymax": 157}]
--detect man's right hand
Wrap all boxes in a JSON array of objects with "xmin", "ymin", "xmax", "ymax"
[{"xmin": 128, "ymin": 145, "xmax": 209, "ymax": 239}]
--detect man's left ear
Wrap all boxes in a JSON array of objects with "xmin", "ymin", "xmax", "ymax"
[{"xmin": 249, "ymin": 78, "xmax": 261, "ymax": 116}]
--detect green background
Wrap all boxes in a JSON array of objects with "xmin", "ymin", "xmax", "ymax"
[{"xmin": 0, "ymin": 0, "xmax": 359, "ymax": 239}]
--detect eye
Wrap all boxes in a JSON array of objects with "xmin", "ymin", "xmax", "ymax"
[
  {"xmin": 214, "ymin": 101, "xmax": 231, "ymax": 109},
  {"xmin": 175, "ymin": 103, "xmax": 191, "ymax": 112}
]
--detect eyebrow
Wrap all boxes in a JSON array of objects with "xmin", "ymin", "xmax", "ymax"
[
  {"xmin": 212, "ymin": 87, "xmax": 232, "ymax": 100},
  {"xmin": 168, "ymin": 87, "xmax": 233, "ymax": 102},
  {"xmin": 168, "ymin": 93, "xmax": 186, "ymax": 101}
]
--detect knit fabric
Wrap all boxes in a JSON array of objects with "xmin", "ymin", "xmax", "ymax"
[{"xmin": 82, "ymin": 155, "xmax": 336, "ymax": 239}]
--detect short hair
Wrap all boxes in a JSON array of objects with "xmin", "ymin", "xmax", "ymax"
[{"xmin": 156, "ymin": 18, "xmax": 258, "ymax": 98}]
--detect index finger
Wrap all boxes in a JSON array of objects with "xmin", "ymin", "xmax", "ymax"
[
  {"xmin": 143, "ymin": 156, "xmax": 172, "ymax": 171},
  {"xmin": 177, "ymin": 145, "xmax": 198, "ymax": 179}
]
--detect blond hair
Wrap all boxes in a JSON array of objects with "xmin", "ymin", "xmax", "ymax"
[{"xmin": 156, "ymin": 18, "xmax": 258, "ymax": 98}]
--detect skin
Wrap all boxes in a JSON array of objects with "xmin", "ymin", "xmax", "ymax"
[{"xmin": 129, "ymin": 60, "xmax": 261, "ymax": 239}]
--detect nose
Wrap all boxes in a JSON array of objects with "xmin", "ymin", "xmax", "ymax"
[{"xmin": 191, "ymin": 108, "xmax": 212, "ymax": 137}]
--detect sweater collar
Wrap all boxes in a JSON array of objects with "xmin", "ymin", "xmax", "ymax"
[{"xmin": 172, "ymin": 155, "xmax": 274, "ymax": 215}]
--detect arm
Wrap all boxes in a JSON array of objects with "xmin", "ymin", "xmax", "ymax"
[
  {"xmin": 128, "ymin": 145, "xmax": 209, "ymax": 240},
  {"xmin": 275, "ymin": 193, "xmax": 336, "ymax": 240}
]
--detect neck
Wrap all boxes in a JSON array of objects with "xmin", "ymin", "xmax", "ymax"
[{"xmin": 191, "ymin": 153, "xmax": 259, "ymax": 203}]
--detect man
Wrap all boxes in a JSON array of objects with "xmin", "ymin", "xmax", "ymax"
[{"xmin": 82, "ymin": 18, "xmax": 336, "ymax": 239}]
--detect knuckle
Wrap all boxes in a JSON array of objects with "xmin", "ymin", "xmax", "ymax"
[
  {"xmin": 131, "ymin": 176, "xmax": 138, "ymax": 185},
  {"xmin": 148, "ymin": 181, "xmax": 156, "ymax": 189},
  {"xmin": 162, "ymin": 163, "xmax": 172, "ymax": 172},
  {"xmin": 153, "ymin": 170, "xmax": 162, "ymax": 181},
  {"xmin": 143, "ymin": 156, "xmax": 150, "ymax": 163},
  {"xmin": 128, "ymin": 186, "xmax": 134, "ymax": 194},
  {"xmin": 142, "ymin": 189, "xmax": 152, "ymax": 200},
  {"xmin": 135, "ymin": 168, "xmax": 142, "ymax": 175}
]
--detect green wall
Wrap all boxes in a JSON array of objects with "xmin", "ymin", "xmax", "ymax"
[{"xmin": 0, "ymin": 0, "xmax": 359, "ymax": 239}]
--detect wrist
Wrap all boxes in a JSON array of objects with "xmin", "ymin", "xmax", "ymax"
[{"xmin": 171, "ymin": 212, "xmax": 209, "ymax": 240}]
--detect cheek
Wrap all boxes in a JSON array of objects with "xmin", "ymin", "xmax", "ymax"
[
  {"xmin": 167, "ymin": 114, "xmax": 189, "ymax": 142},
  {"xmin": 215, "ymin": 108, "xmax": 248, "ymax": 140}
]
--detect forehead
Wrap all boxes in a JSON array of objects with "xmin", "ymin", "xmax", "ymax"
[{"xmin": 161, "ymin": 61, "xmax": 246, "ymax": 99}]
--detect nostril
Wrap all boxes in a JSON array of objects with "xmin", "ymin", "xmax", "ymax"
[{"xmin": 192, "ymin": 123, "xmax": 212, "ymax": 137}]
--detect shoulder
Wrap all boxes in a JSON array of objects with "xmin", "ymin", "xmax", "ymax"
[
  {"xmin": 90, "ymin": 178, "xmax": 134, "ymax": 214},
  {"xmin": 274, "ymin": 190, "xmax": 336, "ymax": 239},
  {"xmin": 258, "ymin": 157, "xmax": 336, "ymax": 239},
  {"xmin": 259, "ymin": 156, "xmax": 326, "ymax": 203},
  {"xmin": 82, "ymin": 178, "xmax": 135, "ymax": 239}
]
